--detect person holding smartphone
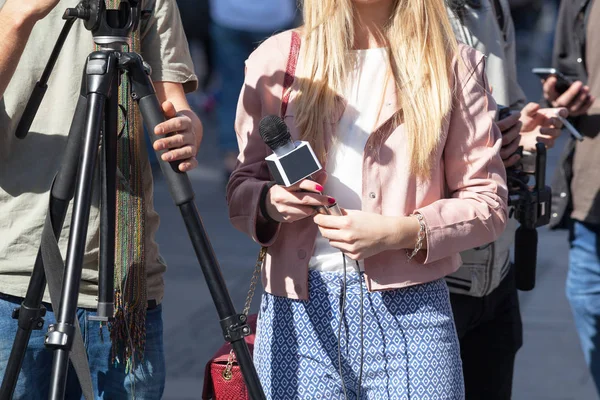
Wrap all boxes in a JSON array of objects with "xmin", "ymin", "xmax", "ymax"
[
  {"xmin": 546, "ymin": 0, "xmax": 600, "ymax": 395},
  {"xmin": 542, "ymin": 74, "xmax": 595, "ymax": 118},
  {"xmin": 446, "ymin": 1, "xmax": 567, "ymax": 399}
]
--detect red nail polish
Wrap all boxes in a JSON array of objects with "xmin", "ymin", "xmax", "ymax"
[
  {"xmin": 316, "ymin": 184, "xmax": 324, "ymax": 192},
  {"xmin": 328, "ymin": 197, "xmax": 336, "ymax": 204}
]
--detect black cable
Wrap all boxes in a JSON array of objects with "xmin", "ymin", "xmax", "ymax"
[
  {"xmin": 338, "ymin": 254, "xmax": 348, "ymax": 400},
  {"xmin": 356, "ymin": 259, "xmax": 364, "ymax": 399},
  {"xmin": 337, "ymin": 254, "xmax": 365, "ymax": 400}
]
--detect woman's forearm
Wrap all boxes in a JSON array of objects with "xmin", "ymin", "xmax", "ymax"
[{"xmin": 387, "ymin": 215, "xmax": 428, "ymax": 251}]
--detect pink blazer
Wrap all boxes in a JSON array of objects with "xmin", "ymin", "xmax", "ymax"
[{"xmin": 226, "ymin": 30, "xmax": 508, "ymax": 300}]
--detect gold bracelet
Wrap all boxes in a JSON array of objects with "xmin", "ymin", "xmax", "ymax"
[{"xmin": 406, "ymin": 213, "xmax": 426, "ymax": 262}]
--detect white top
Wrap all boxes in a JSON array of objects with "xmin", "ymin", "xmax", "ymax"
[
  {"xmin": 309, "ymin": 48, "xmax": 388, "ymax": 273},
  {"xmin": 209, "ymin": 0, "xmax": 297, "ymax": 32}
]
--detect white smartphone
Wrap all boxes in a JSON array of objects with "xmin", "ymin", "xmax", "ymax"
[{"xmin": 556, "ymin": 114, "xmax": 584, "ymax": 141}]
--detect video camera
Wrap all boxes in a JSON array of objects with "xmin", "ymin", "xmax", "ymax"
[{"xmin": 497, "ymin": 105, "xmax": 552, "ymax": 291}]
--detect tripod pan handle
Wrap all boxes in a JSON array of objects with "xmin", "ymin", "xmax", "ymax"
[{"xmin": 15, "ymin": 83, "xmax": 47, "ymax": 139}]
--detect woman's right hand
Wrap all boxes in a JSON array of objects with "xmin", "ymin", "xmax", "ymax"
[{"xmin": 265, "ymin": 178, "xmax": 335, "ymax": 223}]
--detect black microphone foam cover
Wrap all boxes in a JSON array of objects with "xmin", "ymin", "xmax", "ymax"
[
  {"xmin": 259, "ymin": 115, "xmax": 291, "ymax": 151},
  {"xmin": 514, "ymin": 226, "xmax": 538, "ymax": 291}
]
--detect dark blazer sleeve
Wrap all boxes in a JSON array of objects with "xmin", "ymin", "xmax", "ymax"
[{"xmin": 548, "ymin": 0, "xmax": 592, "ymax": 229}]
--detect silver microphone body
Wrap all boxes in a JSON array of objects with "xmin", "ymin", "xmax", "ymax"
[{"xmin": 271, "ymin": 140, "xmax": 297, "ymax": 158}]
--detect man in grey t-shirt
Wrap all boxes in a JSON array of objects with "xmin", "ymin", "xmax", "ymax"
[{"xmin": 0, "ymin": 0, "xmax": 202, "ymax": 398}]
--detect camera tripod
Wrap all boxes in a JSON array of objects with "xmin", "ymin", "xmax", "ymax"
[{"xmin": 0, "ymin": 2, "xmax": 265, "ymax": 399}]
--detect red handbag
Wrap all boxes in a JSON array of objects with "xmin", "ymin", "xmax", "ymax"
[
  {"xmin": 201, "ymin": 248, "xmax": 266, "ymax": 400},
  {"xmin": 201, "ymin": 314, "xmax": 259, "ymax": 400},
  {"xmin": 202, "ymin": 31, "xmax": 301, "ymax": 400}
]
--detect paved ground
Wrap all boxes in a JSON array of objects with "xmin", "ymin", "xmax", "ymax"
[{"xmin": 157, "ymin": 8, "xmax": 598, "ymax": 399}]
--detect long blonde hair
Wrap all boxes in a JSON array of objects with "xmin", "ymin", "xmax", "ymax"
[{"xmin": 296, "ymin": 0, "xmax": 458, "ymax": 178}]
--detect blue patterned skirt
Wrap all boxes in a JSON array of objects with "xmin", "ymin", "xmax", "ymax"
[{"xmin": 254, "ymin": 270, "xmax": 464, "ymax": 399}]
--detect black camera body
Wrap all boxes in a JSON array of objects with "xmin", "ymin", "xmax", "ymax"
[
  {"xmin": 497, "ymin": 105, "xmax": 552, "ymax": 291},
  {"xmin": 497, "ymin": 105, "xmax": 552, "ymax": 226},
  {"xmin": 507, "ymin": 161, "xmax": 552, "ymax": 230}
]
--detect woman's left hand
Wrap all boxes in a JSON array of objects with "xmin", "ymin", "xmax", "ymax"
[{"xmin": 313, "ymin": 209, "xmax": 403, "ymax": 260}]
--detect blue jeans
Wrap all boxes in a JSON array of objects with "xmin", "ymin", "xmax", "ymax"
[
  {"xmin": 210, "ymin": 23, "xmax": 286, "ymax": 153},
  {"xmin": 0, "ymin": 294, "xmax": 165, "ymax": 399},
  {"xmin": 566, "ymin": 221, "xmax": 600, "ymax": 395}
]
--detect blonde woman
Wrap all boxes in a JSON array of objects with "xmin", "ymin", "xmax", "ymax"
[{"xmin": 227, "ymin": 0, "xmax": 508, "ymax": 398}]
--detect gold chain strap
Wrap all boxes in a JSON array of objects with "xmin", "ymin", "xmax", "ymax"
[{"xmin": 222, "ymin": 247, "xmax": 267, "ymax": 381}]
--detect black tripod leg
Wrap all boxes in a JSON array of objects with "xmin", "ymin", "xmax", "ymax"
[
  {"xmin": 90, "ymin": 76, "xmax": 118, "ymax": 322},
  {"xmin": 46, "ymin": 52, "xmax": 118, "ymax": 400},
  {"xmin": 123, "ymin": 54, "xmax": 266, "ymax": 400},
  {"xmin": 0, "ymin": 86, "xmax": 88, "ymax": 398}
]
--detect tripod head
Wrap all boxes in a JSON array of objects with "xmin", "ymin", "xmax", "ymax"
[
  {"xmin": 65, "ymin": 0, "xmax": 142, "ymax": 47},
  {"xmin": 15, "ymin": 0, "xmax": 149, "ymax": 139}
]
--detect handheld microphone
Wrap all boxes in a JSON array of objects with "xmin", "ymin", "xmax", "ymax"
[{"xmin": 258, "ymin": 115, "xmax": 342, "ymax": 216}]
